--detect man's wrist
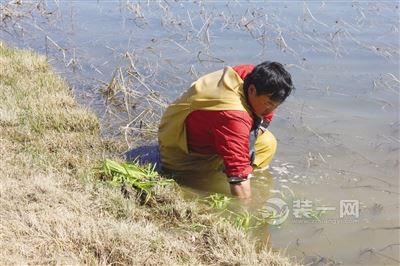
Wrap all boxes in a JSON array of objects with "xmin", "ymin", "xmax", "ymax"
[
  {"xmin": 229, "ymin": 179, "xmax": 251, "ymax": 199},
  {"xmin": 227, "ymin": 174, "xmax": 253, "ymax": 184},
  {"xmin": 228, "ymin": 176, "xmax": 246, "ymax": 184}
]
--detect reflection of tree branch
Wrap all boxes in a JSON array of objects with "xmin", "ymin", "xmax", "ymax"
[
  {"xmin": 378, "ymin": 243, "xmax": 400, "ymax": 251},
  {"xmin": 303, "ymin": 4, "xmax": 329, "ymax": 28},
  {"xmin": 304, "ymin": 125, "xmax": 330, "ymax": 144},
  {"xmin": 360, "ymin": 244, "xmax": 400, "ymax": 263},
  {"xmin": 197, "ymin": 51, "xmax": 224, "ymax": 63},
  {"xmin": 340, "ymin": 185, "xmax": 399, "ymax": 195},
  {"xmin": 330, "ymin": 167, "xmax": 395, "ymax": 187}
]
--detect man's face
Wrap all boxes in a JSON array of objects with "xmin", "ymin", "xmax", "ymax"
[{"xmin": 247, "ymin": 84, "xmax": 281, "ymax": 117}]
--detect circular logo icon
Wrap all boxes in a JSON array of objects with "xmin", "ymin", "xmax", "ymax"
[{"xmin": 261, "ymin": 197, "xmax": 289, "ymax": 225}]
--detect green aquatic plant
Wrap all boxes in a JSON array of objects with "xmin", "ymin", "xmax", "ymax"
[
  {"xmin": 204, "ymin": 193, "xmax": 232, "ymax": 209},
  {"xmin": 229, "ymin": 210, "xmax": 252, "ymax": 230},
  {"xmin": 97, "ymin": 159, "xmax": 174, "ymax": 203},
  {"xmin": 225, "ymin": 209, "xmax": 267, "ymax": 232},
  {"xmin": 203, "ymin": 193, "xmax": 267, "ymax": 231}
]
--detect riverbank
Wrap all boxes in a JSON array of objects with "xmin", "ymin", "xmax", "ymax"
[{"xmin": 0, "ymin": 43, "xmax": 297, "ymax": 265}]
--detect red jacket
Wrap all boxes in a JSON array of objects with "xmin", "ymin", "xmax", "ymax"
[{"xmin": 185, "ymin": 65, "xmax": 274, "ymax": 179}]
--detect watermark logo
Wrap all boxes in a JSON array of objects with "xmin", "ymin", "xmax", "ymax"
[
  {"xmin": 261, "ymin": 198, "xmax": 360, "ymax": 225},
  {"xmin": 292, "ymin": 199, "xmax": 313, "ymax": 218},
  {"xmin": 340, "ymin": 200, "xmax": 359, "ymax": 218},
  {"xmin": 261, "ymin": 197, "xmax": 290, "ymax": 225}
]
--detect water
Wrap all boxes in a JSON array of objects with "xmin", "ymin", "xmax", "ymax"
[{"xmin": 1, "ymin": 1, "xmax": 399, "ymax": 265}]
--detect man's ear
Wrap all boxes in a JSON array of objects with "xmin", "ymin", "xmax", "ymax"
[{"xmin": 248, "ymin": 84, "xmax": 257, "ymax": 96}]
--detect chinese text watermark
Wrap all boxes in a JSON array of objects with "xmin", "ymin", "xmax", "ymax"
[{"xmin": 262, "ymin": 198, "xmax": 360, "ymax": 225}]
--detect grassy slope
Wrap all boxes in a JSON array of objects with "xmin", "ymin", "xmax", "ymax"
[{"xmin": 0, "ymin": 43, "xmax": 297, "ymax": 265}]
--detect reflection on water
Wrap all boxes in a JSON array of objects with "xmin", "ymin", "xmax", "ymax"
[
  {"xmin": 173, "ymin": 168, "xmax": 274, "ymax": 205},
  {"xmin": 172, "ymin": 170, "xmax": 231, "ymax": 196},
  {"xmin": 1, "ymin": 0, "xmax": 399, "ymax": 264},
  {"xmin": 173, "ymin": 168, "xmax": 275, "ymax": 251}
]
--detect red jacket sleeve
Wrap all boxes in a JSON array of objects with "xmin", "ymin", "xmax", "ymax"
[{"xmin": 213, "ymin": 111, "xmax": 253, "ymax": 179}]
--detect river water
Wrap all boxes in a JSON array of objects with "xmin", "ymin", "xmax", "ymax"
[{"xmin": 1, "ymin": 1, "xmax": 399, "ymax": 265}]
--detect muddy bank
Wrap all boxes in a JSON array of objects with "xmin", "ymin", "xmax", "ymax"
[{"xmin": 0, "ymin": 43, "xmax": 298, "ymax": 265}]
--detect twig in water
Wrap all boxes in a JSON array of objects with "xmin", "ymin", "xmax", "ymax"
[
  {"xmin": 305, "ymin": 125, "xmax": 330, "ymax": 144},
  {"xmin": 45, "ymin": 35, "xmax": 66, "ymax": 63},
  {"xmin": 165, "ymin": 38, "xmax": 190, "ymax": 53},
  {"xmin": 360, "ymin": 246, "xmax": 400, "ymax": 263},
  {"xmin": 197, "ymin": 51, "xmax": 224, "ymax": 63},
  {"xmin": 318, "ymin": 153, "xmax": 327, "ymax": 163},
  {"xmin": 303, "ymin": 4, "xmax": 329, "ymax": 28},
  {"xmin": 340, "ymin": 185, "xmax": 399, "ymax": 195}
]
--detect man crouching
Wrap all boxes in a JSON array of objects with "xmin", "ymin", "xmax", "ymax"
[{"xmin": 158, "ymin": 61, "xmax": 294, "ymax": 199}]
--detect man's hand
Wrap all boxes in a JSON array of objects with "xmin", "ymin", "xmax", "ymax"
[{"xmin": 230, "ymin": 179, "xmax": 251, "ymax": 199}]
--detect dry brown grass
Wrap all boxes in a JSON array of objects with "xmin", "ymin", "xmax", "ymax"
[{"xmin": 0, "ymin": 42, "xmax": 298, "ymax": 265}]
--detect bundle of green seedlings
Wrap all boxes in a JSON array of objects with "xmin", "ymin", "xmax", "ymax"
[{"xmin": 95, "ymin": 159, "xmax": 174, "ymax": 204}]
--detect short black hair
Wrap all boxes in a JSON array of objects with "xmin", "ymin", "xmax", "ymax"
[{"xmin": 243, "ymin": 61, "xmax": 294, "ymax": 103}]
